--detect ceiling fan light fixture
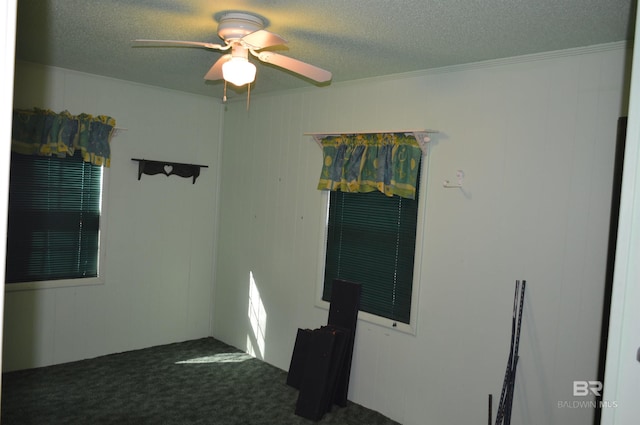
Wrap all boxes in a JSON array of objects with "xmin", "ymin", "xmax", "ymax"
[{"xmin": 222, "ymin": 57, "xmax": 256, "ymax": 87}]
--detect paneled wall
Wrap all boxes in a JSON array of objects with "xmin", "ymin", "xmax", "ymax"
[
  {"xmin": 214, "ymin": 44, "xmax": 629, "ymax": 425},
  {"xmin": 3, "ymin": 61, "xmax": 223, "ymax": 371}
]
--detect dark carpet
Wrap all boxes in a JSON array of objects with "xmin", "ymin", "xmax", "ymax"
[{"xmin": 1, "ymin": 337, "xmax": 400, "ymax": 425}]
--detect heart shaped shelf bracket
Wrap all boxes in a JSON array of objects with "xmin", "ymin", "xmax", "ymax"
[{"xmin": 132, "ymin": 158, "xmax": 209, "ymax": 184}]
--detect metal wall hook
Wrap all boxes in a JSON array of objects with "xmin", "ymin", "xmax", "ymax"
[{"xmin": 443, "ymin": 169, "xmax": 464, "ymax": 188}]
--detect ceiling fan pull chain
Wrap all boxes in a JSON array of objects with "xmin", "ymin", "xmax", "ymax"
[
  {"xmin": 223, "ymin": 80, "xmax": 228, "ymax": 103},
  {"xmin": 247, "ymin": 83, "xmax": 251, "ymax": 111}
]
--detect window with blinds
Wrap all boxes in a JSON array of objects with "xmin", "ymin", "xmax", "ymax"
[
  {"xmin": 322, "ymin": 171, "xmax": 421, "ymax": 325},
  {"xmin": 5, "ymin": 151, "xmax": 103, "ymax": 284}
]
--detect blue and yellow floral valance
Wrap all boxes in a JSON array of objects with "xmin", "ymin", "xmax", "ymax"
[
  {"xmin": 12, "ymin": 108, "xmax": 116, "ymax": 167},
  {"xmin": 317, "ymin": 133, "xmax": 423, "ymax": 199}
]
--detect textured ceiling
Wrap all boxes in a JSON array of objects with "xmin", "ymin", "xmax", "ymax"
[{"xmin": 15, "ymin": 0, "xmax": 635, "ymax": 101}]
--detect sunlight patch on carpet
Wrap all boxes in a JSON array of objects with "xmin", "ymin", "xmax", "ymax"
[{"xmin": 175, "ymin": 352, "xmax": 253, "ymax": 364}]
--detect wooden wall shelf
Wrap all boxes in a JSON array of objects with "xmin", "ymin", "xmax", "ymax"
[{"xmin": 132, "ymin": 158, "xmax": 208, "ymax": 184}]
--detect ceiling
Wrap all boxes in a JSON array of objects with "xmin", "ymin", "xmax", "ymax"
[{"xmin": 15, "ymin": 0, "xmax": 635, "ymax": 101}]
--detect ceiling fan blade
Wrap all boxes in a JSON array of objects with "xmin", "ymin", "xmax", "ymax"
[
  {"xmin": 256, "ymin": 51, "xmax": 332, "ymax": 83},
  {"xmin": 204, "ymin": 54, "xmax": 232, "ymax": 81},
  {"xmin": 241, "ymin": 30, "xmax": 287, "ymax": 50},
  {"xmin": 132, "ymin": 39, "xmax": 227, "ymax": 51}
]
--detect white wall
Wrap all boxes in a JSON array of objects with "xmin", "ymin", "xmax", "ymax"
[
  {"xmin": 3, "ymin": 61, "xmax": 223, "ymax": 371},
  {"xmin": 214, "ymin": 43, "xmax": 629, "ymax": 425}
]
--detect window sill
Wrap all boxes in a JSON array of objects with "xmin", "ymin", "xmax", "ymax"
[
  {"xmin": 314, "ymin": 298, "xmax": 417, "ymax": 335},
  {"xmin": 5, "ymin": 276, "xmax": 105, "ymax": 292}
]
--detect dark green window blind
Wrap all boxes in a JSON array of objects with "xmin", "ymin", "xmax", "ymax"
[
  {"xmin": 322, "ymin": 180, "xmax": 420, "ymax": 324},
  {"xmin": 6, "ymin": 152, "xmax": 102, "ymax": 283}
]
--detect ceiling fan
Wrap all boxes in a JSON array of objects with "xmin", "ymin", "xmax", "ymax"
[{"xmin": 132, "ymin": 11, "xmax": 332, "ymax": 91}]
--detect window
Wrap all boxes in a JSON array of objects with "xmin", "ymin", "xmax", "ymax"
[
  {"xmin": 321, "ymin": 166, "xmax": 422, "ymax": 329},
  {"xmin": 5, "ymin": 151, "xmax": 105, "ymax": 287}
]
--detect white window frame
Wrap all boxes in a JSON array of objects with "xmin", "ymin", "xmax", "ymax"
[
  {"xmin": 5, "ymin": 167, "xmax": 109, "ymax": 292},
  {"xmin": 314, "ymin": 155, "xmax": 429, "ymax": 335}
]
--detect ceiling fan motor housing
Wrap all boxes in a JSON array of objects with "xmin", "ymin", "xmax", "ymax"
[{"xmin": 217, "ymin": 12, "xmax": 265, "ymax": 41}]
